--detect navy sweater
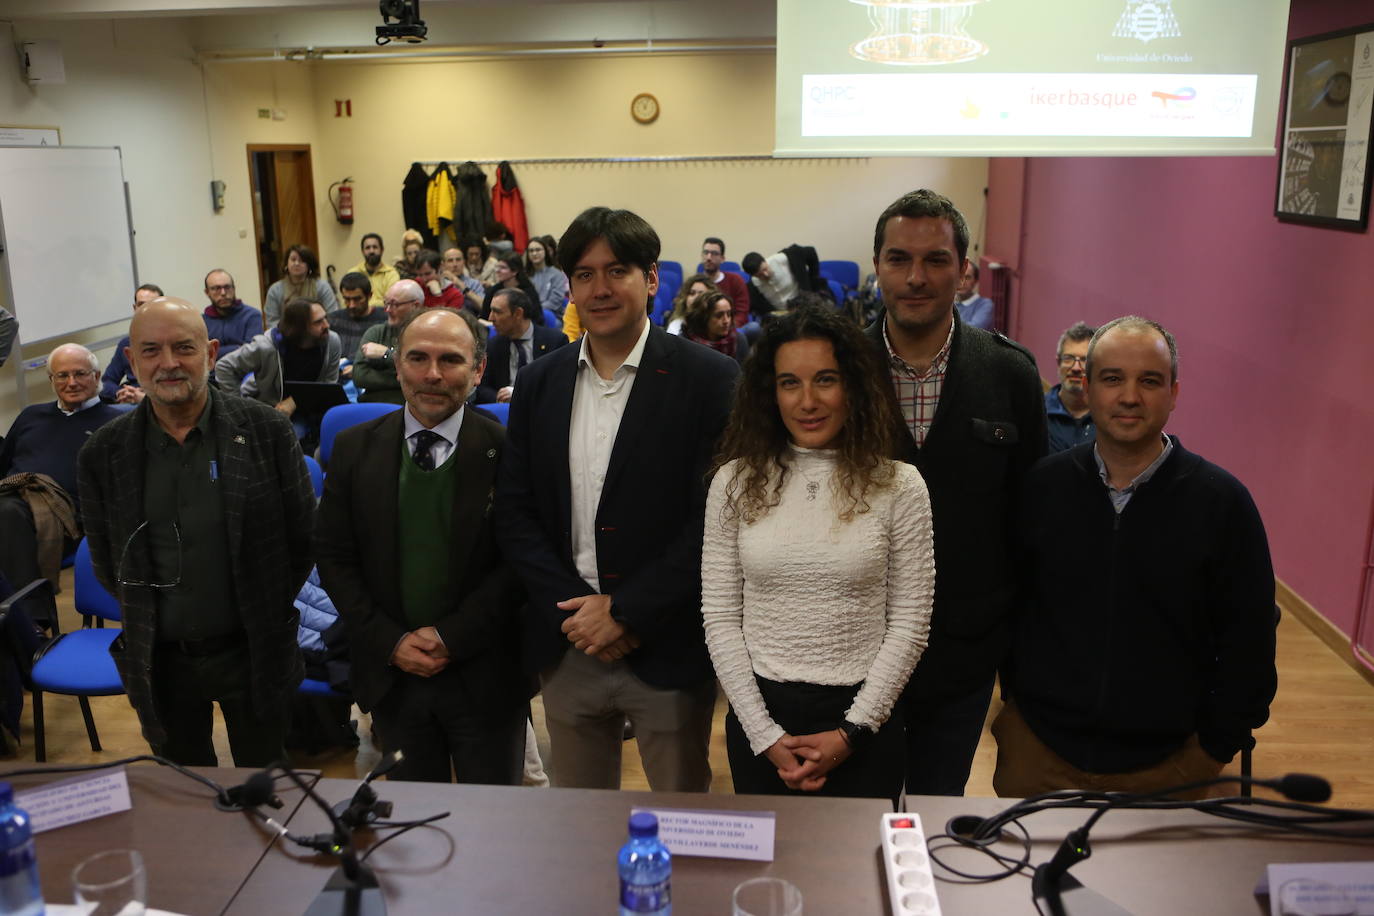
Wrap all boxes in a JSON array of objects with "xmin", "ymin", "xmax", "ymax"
[
  {"xmin": 0, "ymin": 402, "xmax": 124, "ymax": 507},
  {"xmin": 1007, "ymin": 437, "xmax": 1277, "ymax": 772}
]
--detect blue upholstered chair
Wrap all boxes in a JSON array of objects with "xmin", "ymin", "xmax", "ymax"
[
  {"xmin": 303, "ymin": 455, "xmax": 324, "ymax": 499},
  {"xmin": 29, "ymin": 538, "xmax": 124, "ymax": 762},
  {"xmin": 478, "ymin": 402, "xmax": 510, "ymax": 426},
  {"xmin": 319, "ymin": 402, "xmax": 403, "ymax": 467}
]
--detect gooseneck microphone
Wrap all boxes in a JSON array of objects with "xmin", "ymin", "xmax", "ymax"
[{"xmin": 334, "ymin": 751, "xmax": 405, "ymax": 830}]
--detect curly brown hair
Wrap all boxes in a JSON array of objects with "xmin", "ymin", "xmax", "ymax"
[
  {"xmin": 711, "ymin": 306, "xmax": 899, "ymax": 523},
  {"xmin": 667, "ymin": 272, "xmax": 717, "ymax": 328}
]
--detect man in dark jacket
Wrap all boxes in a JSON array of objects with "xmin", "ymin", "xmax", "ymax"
[
  {"xmin": 866, "ymin": 188, "xmax": 1046, "ymax": 796},
  {"xmin": 78, "ymin": 298, "xmax": 314, "ymax": 767},
  {"xmin": 475, "ymin": 288, "xmax": 567, "ymax": 404},
  {"xmin": 996, "ymin": 316, "xmax": 1276, "ymax": 798}
]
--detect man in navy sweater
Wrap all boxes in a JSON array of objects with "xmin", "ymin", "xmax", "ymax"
[
  {"xmin": 1, "ymin": 344, "xmax": 122, "ymax": 623},
  {"xmin": 996, "ymin": 316, "xmax": 1277, "ymax": 798},
  {"xmin": 99, "ymin": 283, "xmax": 163, "ymax": 404},
  {"xmin": 202, "ymin": 269, "xmax": 264, "ymax": 359}
]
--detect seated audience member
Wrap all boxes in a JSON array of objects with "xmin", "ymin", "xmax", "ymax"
[
  {"xmin": 265, "ymin": 244, "xmax": 338, "ymax": 327},
  {"xmin": 475, "ymin": 289, "xmax": 567, "ymax": 404},
  {"xmin": 664, "ymin": 273, "xmax": 717, "ymax": 336},
  {"xmin": 464, "ymin": 237, "xmax": 499, "ymax": 287},
  {"xmin": 482, "ymin": 253, "xmax": 544, "ymax": 324},
  {"xmin": 525, "ymin": 235, "xmax": 570, "ymax": 317},
  {"xmin": 328, "ymin": 273, "xmax": 388, "ymax": 379},
  {"xmin": 997, "ymin": 316, "xmax": 1277, "ymax": 800},
  {"xmin": 560, "ymin": 300, "xmax": 582, "ymax": 343},
  {"xmin": 955, "ymin": 262, "xmax": 995, "ymax": 331},
  {"xmin": 348, "ymin": 232, "xmax": 401, "ymax": 308},
  {"xmin": 700, "ymin": 236, "xmax": 751, "ymax": 330},
  {"xmin": 1046, "ymin": 321, "xmax": 1096, "ymax": 453},
  {"xmin": 703, "ymin": 306, "xmax": 933, "ymax": 800},
  {"xmin": 414, "ymin": 249, "xmax": 467, "ymax": 311},
  {"xmin": 442, "ymin": 247, "xmax": 485, "ymax": 313},
  {"xmin": 486, "ymin": 220, "xmax": 515, "ymax": 258},
  {"xmin": 1, "ymin": 344, "xmax": 122, "ymax": 625},
  {"xmin": 394, "ymin": 229, "xmax": 425, "ymax": 280},
  {"xmin": 100, "ymin": 283, "xmax": 163, "ymax": 404},
  {"xmin": 215, "ymin": 298, "xmax": 342, "ymax": 447},
  {"xmin": 0, "ymin": 308, "xmax": 16, "ymax": 368},
  {"xmin": 683, "ymin": 291, "xmax": 750, "ymax": 365},
  {"xmin": 353, "ymin": 280, "xmax": 423, "ymax": 404},
  {"xmin": 743, "ymin": 245, "xmax": 829, "ymax": 318},
  {"xmin": 202, "ymin": 269, "xmax": 263, "ymax": 358}
]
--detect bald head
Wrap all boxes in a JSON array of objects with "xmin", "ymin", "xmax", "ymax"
[
  {"xmin": 127, "ymin": 296, "xmax": 218, "ymax": 413},
  {"xmin": 383, "ymin": 279, "xmax": 424, "ymax": 327},
  {"xmin": 48, "ymin": 343, "xmax": 100, "ymax": 409}
]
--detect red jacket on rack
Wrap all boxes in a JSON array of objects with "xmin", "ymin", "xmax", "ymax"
[{"xmin": 491, "ymin": 161, "xmax": 529, "ymax": 252}]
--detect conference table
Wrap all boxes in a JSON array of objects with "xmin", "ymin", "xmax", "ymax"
[{"xmin": 4, "ymin": 763, "xmax": 1371, "ymax": 915}]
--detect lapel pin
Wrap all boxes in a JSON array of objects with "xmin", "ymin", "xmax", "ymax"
[
  {"xmin": 233, "ymin": 435, "xmax": 247, "ymax": 445},
  {"xmin": 486, "ymin": 448, "xmax": 496, "ymax": 459}
]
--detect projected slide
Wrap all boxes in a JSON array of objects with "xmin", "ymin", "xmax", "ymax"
[{"xmin": 775, "ymin": 0, "xmax": 1291, "ymax": 157}]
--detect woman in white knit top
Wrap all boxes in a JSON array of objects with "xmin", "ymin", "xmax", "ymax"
[{"xmin": 702, "ymin": 306, "xmax": 934, "ymax": 800}]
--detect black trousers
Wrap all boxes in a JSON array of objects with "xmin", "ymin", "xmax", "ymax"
[
  {"xmin": 725, "ymin": 676, "xmax": 904, "ymax": 803},
  {"xmin": 371, "ymin": 666, "xmax": 526, "ymax": 785},
  {"xmin": 150, "ymin": 637, "xmax": 288, "ymax": 768}
]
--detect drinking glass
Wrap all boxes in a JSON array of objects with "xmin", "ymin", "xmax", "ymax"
[
  {"xmin": 733, "ymin": 876, "xmax": 803, "ymax": 916},
  {"xmin": 72, "ymin": 848, "xmax": 146, "ymax": 916}
]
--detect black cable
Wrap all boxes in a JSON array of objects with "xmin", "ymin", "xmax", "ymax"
[
  {"xmin": 357, "ymin": 812, "xmax": 451, "ymax": 863},
  {"xmin": 1, "ymin": 754, "xmax": 229, "ymax": 800},
  {"xmin": 927, "ymin": 817, "xmax": 1033, "ymax": 883}
]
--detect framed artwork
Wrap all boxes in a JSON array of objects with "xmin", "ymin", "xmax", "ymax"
[{"xmin": 1275, "ymin": 23, "xmax": 1374, "ymax": 229}]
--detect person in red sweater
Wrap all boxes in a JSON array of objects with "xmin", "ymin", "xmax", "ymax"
[
  {"xmin": 700, "ymin": 237, "xmax": 758, "ymax": 340},
  {"xmin": 414, "ymin": 249, "xmax": 466, "ymax": 311}
]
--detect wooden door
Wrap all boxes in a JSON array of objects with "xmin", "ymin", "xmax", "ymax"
[{"xmin": 246, "ymin": 144, "xmax": 318, "ymax": 308}]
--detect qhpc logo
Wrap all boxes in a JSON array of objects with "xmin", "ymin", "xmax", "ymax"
[{"xmin": 1114, "ymin": 1, "xmax": 1182, "ymax": 44}]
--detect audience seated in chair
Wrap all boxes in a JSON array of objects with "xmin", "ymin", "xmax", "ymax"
[{"xmin": 474, "ymin": 288, "xmax": 568, "ymax": 404}]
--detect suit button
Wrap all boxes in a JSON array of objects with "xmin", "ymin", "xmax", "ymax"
[{"xmin": 994, "ymin": 426, "xmax": 1006, "ymax": 440}]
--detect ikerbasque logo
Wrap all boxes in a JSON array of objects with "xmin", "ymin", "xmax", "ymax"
[{"xmin": 1114, "ymin": 1, "xmax": 1182, "ymax": 44}]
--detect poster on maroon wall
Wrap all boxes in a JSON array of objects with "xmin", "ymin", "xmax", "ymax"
[{"xmin": 1275, "ymin": 22, "xmax": 1374, "ymax": 230}]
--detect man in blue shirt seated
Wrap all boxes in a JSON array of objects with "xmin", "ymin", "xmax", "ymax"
[
  {"xmin": 202, "ymin": 269, "xmax": 264, "ymax": 359},
  {"xmin": 954, "ymin": 262, "xmax": 995, "ymax": 330},
  {"xmin": 1045, "ymin": 321, "xmax": 1096, "ymax": 453},
  {"xmin": 0, "ymin": 343, "xmax": 122, "ymax": 625},
  {"xmin": 100, "ymin": 283, "xmax": 163, "ymax": 405}
]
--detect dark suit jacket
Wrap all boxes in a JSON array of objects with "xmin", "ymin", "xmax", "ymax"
[
  {"xmin": 77, "ymin": 389, "xmax": 314, "ymax": 748},
  {"xmin": 474, "ymin": 324, "xmax": 568, "ymax": 405},
  {"xmin": 314, "ymin": 407, "xmax": 530, "ymax": 714},
  {"xmin": 866, "ymin": 312, "xmax": 1047, "ymax": 699},
  {"xmin": 495, "ymin": 325, "xmax": 739, "ymax": 689}
]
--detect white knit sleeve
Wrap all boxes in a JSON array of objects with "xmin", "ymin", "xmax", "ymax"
[
  {"xmin": 701, "ymin": 464, "xmax": 786, "ymax": 756},
  {"xmin": 844, "ymin": 464, "xmax": 935, "ymax": 731}
]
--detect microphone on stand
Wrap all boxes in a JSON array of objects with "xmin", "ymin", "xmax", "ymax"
[
  {"xmin": 334, "ymin": 751, "xmax": 404, "ymax": 830},
  {"xmin": 1031, "ymin": 771, "xmax": 1332, "ymax": 916}
]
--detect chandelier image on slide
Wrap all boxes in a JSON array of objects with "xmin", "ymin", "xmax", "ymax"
[{"xmin": 847, "ymin": 0, "xmax": 990, "ymax": 66}]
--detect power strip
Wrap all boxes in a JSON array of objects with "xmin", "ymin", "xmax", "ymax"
[{"xmin": 880, "ymin": 811, "xmax": 943, "ymax": 916}]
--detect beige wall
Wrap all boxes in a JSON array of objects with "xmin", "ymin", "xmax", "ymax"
[{"xmin": 0, "ymin": 21, "xmax": 986, "ymax": 428}]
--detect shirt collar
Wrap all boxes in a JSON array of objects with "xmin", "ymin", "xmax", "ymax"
[
  {"xmin": 516, "ymin": 323, "xmax": 535, "ymax": 344},
  {"xmin": 1094, "ymin": 434, "xmax": 1173, "ymax": 494},
  {"xmin": 577, "ymin": 317, "xmax": 651, "ymax": 375},
  {"xmin": 58, "ymin": 395, "xmax": 103, "ymax": 417},
  {"xmin": 403, "ymin": 402, "xmax": 465, "ymax": 448},
  {"xmin": 882, "ymin": 314, "xmax": 955, "ymax": 377}
]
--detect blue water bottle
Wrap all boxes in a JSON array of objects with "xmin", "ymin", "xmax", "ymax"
[
  {"xmin": 0, "ymin": 781, "xmax": 43, "ymax": 916},
  {"xmin": 618, "ymin": 811, "xmax": 671, "ymax": 915}
]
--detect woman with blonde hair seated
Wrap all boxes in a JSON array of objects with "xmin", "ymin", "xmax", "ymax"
[
  {"xmin": 665, "ymin": 272, "xmax": 716, "ymax": 336},
  {"xmin": 393, "ymin": 228, "xmax": 425, "ymax": 279}
]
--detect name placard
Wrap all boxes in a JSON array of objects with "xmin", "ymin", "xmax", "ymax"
[
  {"xmin": 631, "ymin": 806, "xmax": 775, "ymax": 862},
  {"xmin": 17, "ymin": 767, "xmax": 132, "ymax": 833}
]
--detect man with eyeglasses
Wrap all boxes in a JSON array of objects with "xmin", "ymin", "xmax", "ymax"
[
  {"xmin": 78, "ymin": 297, "xmax": 314, "ymax": 767},
  {"xmin": 353, "ymin": 280, "xmax": 424, "ymax": 405},
  {"xmin": 202, "ymin": 269, "xmax": 264, "ymax": 359},
  {"xmin": 1046, "ymin": 321, "xmax": 1096, "ymax": 453},
  {"xmin": 1, "ymin": 344, "xmax": 122, "ymax": 626}
]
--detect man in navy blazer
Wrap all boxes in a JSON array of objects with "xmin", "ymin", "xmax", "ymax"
[
  {"xmin": 496, "ymin": 207, "xmax": 739, "ymax": 791},
  {"xmin": 474, "ymin": 287, "xmax": 567, "ymax": 405}
]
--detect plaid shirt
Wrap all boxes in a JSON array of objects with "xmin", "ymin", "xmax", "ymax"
[{"xmin": 884, "ymin": 318, "xmax": 955, "ymax": 448}]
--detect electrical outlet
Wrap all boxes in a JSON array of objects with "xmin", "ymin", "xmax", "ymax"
[{"xmin": 272, "ymin": 108, "xmax": 286, "ymax": 121}]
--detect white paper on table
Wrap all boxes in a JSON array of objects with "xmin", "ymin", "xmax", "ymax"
[{"xmin": 1263, "ymin": 862, "xmax": 1374, "ymax": 916}]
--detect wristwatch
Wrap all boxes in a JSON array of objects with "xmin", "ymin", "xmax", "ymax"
[{"xmin": 838, "ymin": 720, "xmax": 874, "ymax": 751}]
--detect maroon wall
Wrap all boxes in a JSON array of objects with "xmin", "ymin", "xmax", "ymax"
[{"xmin": 986, "ymin": 0, "xmax": 1374, "ymax": 639}]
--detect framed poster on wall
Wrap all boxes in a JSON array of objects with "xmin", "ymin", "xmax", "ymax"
[{"xmin": 1275, "ymin": 23, "xmax": 1374, "ymax": 230}]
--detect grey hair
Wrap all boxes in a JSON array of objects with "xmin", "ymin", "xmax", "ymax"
[
  {"xmin": 49, "ymin": 342, "xmax": 99, "ymax": 373},
  {"xmin": 1056, "ymin": 321, "xmax": 1096, "ymax": 356},
  {"xmin": 1086, "ymin": 316, "xmax": 1178, "ymax": 383}
]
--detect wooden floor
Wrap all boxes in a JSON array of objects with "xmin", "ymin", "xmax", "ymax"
[{"xmin": 20, "ymin": 569, "xmax": 1374, "ymax": 809}]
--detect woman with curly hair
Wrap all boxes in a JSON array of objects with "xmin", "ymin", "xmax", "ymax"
[
  {"xmin": 683, "ymin": 290, "xmax": 749, "ymax": 364},
  {"xmin": 702, "ymin": 305, "xmax": 934, "ymax": 801},
  {"xmin": 665, "ymin": 272, "xmax": 716, "ymax": 336}
]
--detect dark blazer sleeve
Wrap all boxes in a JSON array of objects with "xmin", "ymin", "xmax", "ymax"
[
  {"xmin": 77, "ymin": 428, "xmax": 118, "ymax": 596},
  {"xmin": 475, "ymin": 337, "xmax": 511, "ymax": 404},
  {"xmin": 314, "ymin": 420, "xmax": 410, "ymax": 683}
]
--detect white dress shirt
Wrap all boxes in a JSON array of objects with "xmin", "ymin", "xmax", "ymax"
[
  {"xmin": 59, "ymin": 394, "xmax": 102, "ymax": 418},
  {"xmin": 568, "ymin": 319, "xmax": 651, "ymax": 593},
  {"xmin": 402, "ymin": 402, "xmax": 465, "ymax": 468}
]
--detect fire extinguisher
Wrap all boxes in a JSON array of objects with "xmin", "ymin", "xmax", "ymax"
[{"xmin": 329, "ymin": 178, "xmax": 354, "ymax": 225}]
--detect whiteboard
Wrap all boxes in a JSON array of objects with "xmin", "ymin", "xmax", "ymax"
[{"xmin": 0, "ymin": 146, "xmax": 136, "ymax": 345}]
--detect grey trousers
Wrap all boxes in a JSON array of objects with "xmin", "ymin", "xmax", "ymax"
[{"xmin": 540, "ymin": 648, "xmax": 715, "ymax": 792}]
